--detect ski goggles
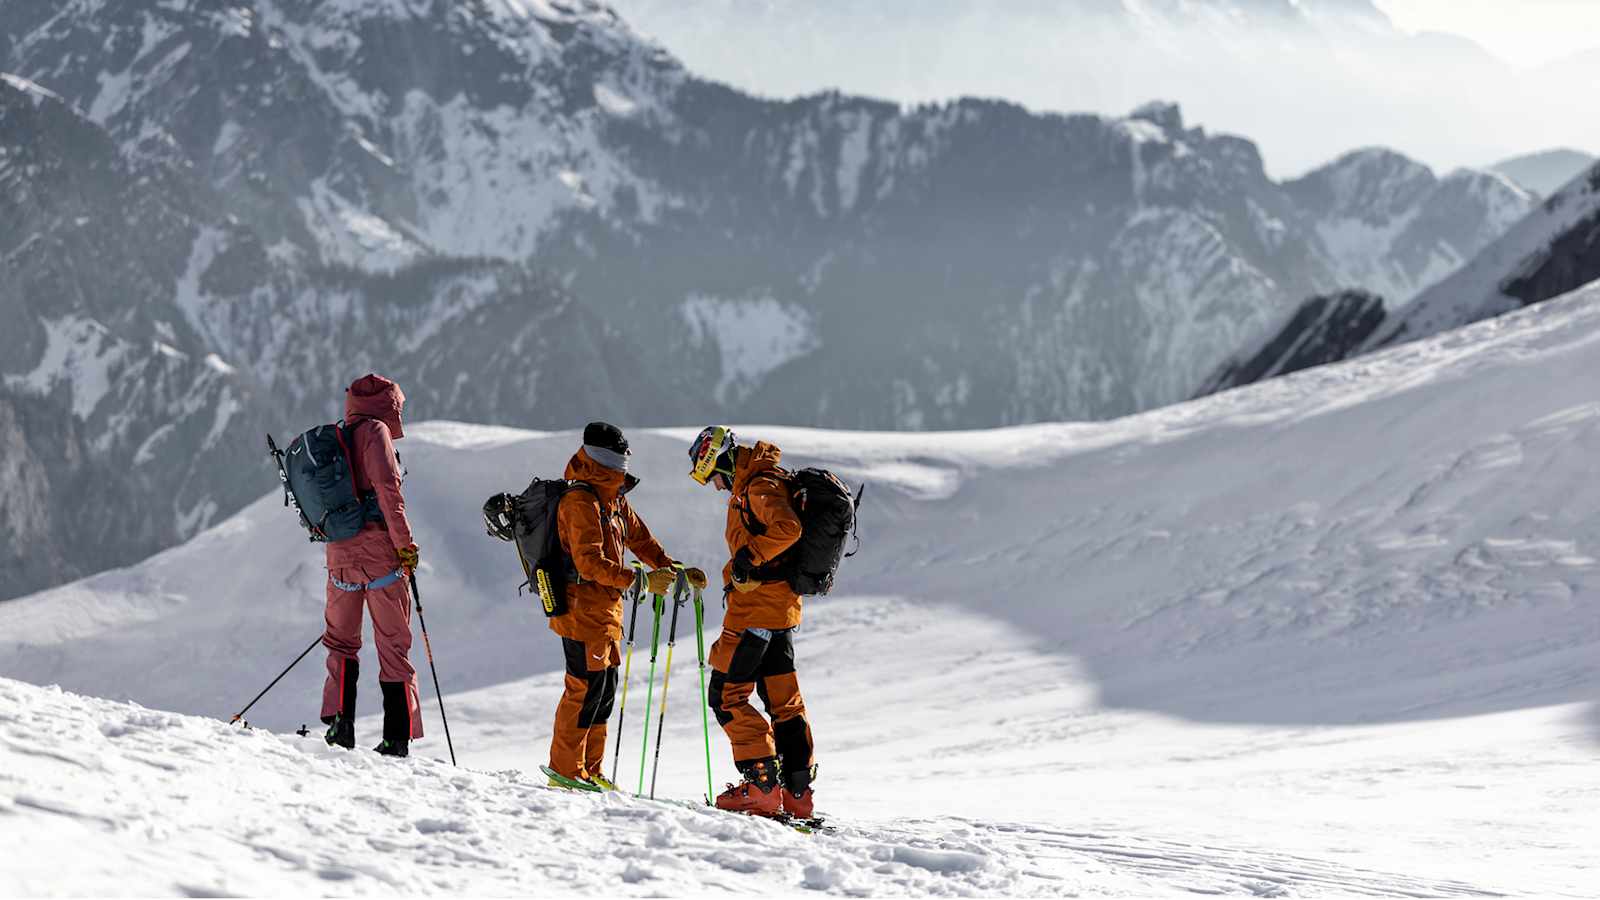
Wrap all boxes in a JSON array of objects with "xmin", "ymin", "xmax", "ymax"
[{"xmin": 688, "ymin": 425, "xmax": 733, "ymax": 484}]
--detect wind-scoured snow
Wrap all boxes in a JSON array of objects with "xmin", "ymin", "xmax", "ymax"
[
  {"xmin": 680, "ymin": 294, "xmax": 820, "ymax": 405},
  {"xmin": 3, "ymin": 676, "xmax": 1515, "ymax": 897},
  {"xmin": 2, "ymin": 315, "xmax": 128, "ymax": 419},
  {"xmin": 9, "ymin": 283, "xmax": 1600, "ymax": 893}
]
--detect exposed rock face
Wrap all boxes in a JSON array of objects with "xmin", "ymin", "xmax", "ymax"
[
  {"xmin": 1199, "ymin": 161, "xmax": 1600, "ymax": 396},
  {"xmin": 0, "ymin": 2, "xmax": 1538, "ymax": 597},
  {"xmin": 1196, "ymin": 290, "xmax": 1386, "ymax": 395}
]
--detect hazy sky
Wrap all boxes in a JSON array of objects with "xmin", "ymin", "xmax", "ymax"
[
  {"xmin": 612, "ymin": 0, "xmax": 1600, "ymax": 178},
  {"xmin": 1377, "ymin": 0, "xmax": 1600, "ymax": 66}
]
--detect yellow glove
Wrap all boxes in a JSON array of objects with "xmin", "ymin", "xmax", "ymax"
[
  {"xmin": 684, "ymin": 567, "xmax": 708, "ymax": 590},
  {"xmin": 731, "ymin": 576, "xmax": 761, "ymax": 593},
  {"xmin": 645, "ymin": 567, "xmax": 676, "ymax": 595},
  {"xmin": 397, "ymin": 544, "xmax": 420, "ymax": 571}
]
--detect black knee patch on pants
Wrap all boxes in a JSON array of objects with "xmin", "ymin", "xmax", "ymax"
[
  {"xmin": 756, "ymin": 677, "xmax": 775, "ymax": 719},
  {"xmin": 581, "ymin": 668, "xmax": 617, "ymax": 728},
  {"xmin": 563, "ymin": 638, "xmax": 618, "ymax": 729},
  {"xmin": 726, "ymin": 630, "xmax": 772, "ymax": 681},
  {"xmin": 707, "ymin": 671, "xmax": 734, "ymax": 726}
]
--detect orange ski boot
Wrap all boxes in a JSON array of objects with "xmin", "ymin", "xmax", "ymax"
[{"xmin": 714, "ymin": 757, "xmax": 782, "ymax": 817}]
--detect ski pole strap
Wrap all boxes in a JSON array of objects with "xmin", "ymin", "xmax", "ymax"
[{"xmin": 329, "ymin": 569, "xmax": 404, "ymax": 592}]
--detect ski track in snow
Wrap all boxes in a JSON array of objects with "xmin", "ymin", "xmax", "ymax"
[{"xmin": 0, "ymin": 678, "xmax": 1509, "ymax": 898}]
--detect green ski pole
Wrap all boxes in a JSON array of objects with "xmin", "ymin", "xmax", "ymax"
[
  {"xmin": 648, "ymin": 574, "xmax": 688, "ymax": 799},
  {"xmin": 636, "ymin": 588, "xmax": 665, "ymax": 795},
  {"xmin": 610, "ymin": 565, "xmax": 646, "ymax": 785},
  {"xmin": 694, "ymin": 585, "xmax": 714, "ymax": 805}
]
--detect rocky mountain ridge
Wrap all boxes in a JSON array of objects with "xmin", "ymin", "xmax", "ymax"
[
  {"xmin": 1200, "ymin": 160, "xmax": 1600, "ymax": 397},
  {"xmin": 0, "ymin": 0, "xmax": 1534, "ymax": 598}
]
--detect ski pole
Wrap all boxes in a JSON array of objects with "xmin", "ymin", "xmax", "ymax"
[
  {"xmin": 409, "ymin": 570, "xmax": 457, "ymax": 767},
  {"xmin": 693, "ymin": 585, "xmax": 714, "ymax": 805},
  {"xmin": 635, "ymin": 589, "xmax": 665, "ymax": 795},
  {"xmin": 649, "ymin": 574, "xmax": 688, "ymax": 799},
  {"xmin": 229, "ymin": 634, "xmax": 322, "ymax": 725},
  {"xmin": 611, "ymin": 565, "xmax": 646, "ymax": 785}
]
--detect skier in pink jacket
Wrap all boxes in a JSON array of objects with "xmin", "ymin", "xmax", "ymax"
[{"xmin": 320, "ymin": 374, "xmax": 424, "ymax": 757}]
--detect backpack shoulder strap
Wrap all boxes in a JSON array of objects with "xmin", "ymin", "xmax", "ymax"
[
  {"xmin": 737, "ymin": 470, "xmax": 790, "ymax": 537},
  {"xmin": 333, "ymin": 420, "xmax": 364, "ymax": 491}
]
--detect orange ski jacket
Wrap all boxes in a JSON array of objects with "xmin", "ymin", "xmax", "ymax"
[
  {"xmin": 721, "ymin": 442, "xmax": 804, "ymax": 630},
  {"xmin": 551, "ymin": 448, "xmax": 673, "ymax": 643}
]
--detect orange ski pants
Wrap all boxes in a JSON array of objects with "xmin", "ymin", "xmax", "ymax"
[
  {"xmin": 549, "ymin": 637, "xmax": 621, "ymax": 780},
  {"xmin": 707, "ymin": 626, "xmax": 814, "ymax": 774}
]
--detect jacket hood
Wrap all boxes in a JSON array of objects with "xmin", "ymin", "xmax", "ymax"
[
  {"xmin": 732, "ymin": 441, "xmax": 783, "ymax": 494},
  {"xmin": 565, "ymin": 447, "xmax": 636, "ymax": 501},
  {"xmin": 345, "ymin": 373, "xmax": 405, "ymax": 439}
]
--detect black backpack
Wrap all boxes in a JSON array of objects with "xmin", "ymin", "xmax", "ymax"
[
  {"xmin": 483, "ymin": 478, "xmax": 597, "ymax": 616},
  {"xmin": 267, "ymin": 422, "xmax": 384, "ymax": 543},
  {"xmin": 746, "ymin": 468, "xmax": 864, "ymax": 596}
]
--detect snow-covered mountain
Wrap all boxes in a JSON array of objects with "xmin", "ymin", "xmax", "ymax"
[
  {"xmin": 1196, "ymin": 289, "xmax": 1386, "ymax": 393},
  {"xmin": 0, "ymin": 0, "xmax": 1533, "ymax": 600},
  {"xmin": 1490, "ymin": 148, "xmax": 1597, "ymax": 197},
  {"xmin": 0, "ymin": 73, "xmax": 262, "ymax": 597},
  {"xmin": 1378, "ymin": 163, "xmax": 1600, "ymax": 346},
  {"xmin": 1201, "ymin": 159, "xmax": 1600, "ymax": 396},
  {"xmin": 608, "ymin": 0, "xmax": 1600, "ymax": 177},
  {"xmin": 7, "ymin": 278, "xmax": 1600, "ymax": 894},
  {"xmin": 0, "ymin": 71, "xmax": 651, "ymax": 600},
  {"xmin": 1285, "ymin": 148, "xmax": 1533, "ymax": 305}
]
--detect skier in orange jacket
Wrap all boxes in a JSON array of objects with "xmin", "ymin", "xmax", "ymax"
[
  {"xmin": 688, "ymin": 425, "xmax": 816, "ymax": 819},
  {"xmin": 548, "ymin": 422, "xmax": 706, "ymax": 785}
]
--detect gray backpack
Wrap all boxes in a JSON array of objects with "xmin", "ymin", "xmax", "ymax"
[{"xmin": 268, "ymin": 422, "xmax": 384, "ymax": 543}]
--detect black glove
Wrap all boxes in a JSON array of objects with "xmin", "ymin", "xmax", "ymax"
[{"xmin": 730, "ymin": 548, "xmax": 755, "ymax": 585}]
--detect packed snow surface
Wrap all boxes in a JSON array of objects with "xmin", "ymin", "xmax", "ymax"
[{"xmin": 9, "ymin": 282, "xmax": 1600, "ymax": 894}]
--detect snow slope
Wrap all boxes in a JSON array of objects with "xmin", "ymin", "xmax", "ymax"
[
  {"xmin": 2, "ymin": 676, "xmax": 1517, "ymax": 897},
  {"xmin": 10, "ymin": 282, "xmax": 1600, "ymax": 892}
]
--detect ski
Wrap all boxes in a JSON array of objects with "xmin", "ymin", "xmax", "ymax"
[
  {"xmin": 539, "ymin": 765, "xmax": 605, "ymax": 793},
  {"xmin": 678, "ymin": 796, "xmax": 830, "ymax": 834},
  {"xmin": 540, "ymin": 769, "xmax": 828, "ymax": 832},
  {"xmin": 728, "ymin": 810, "xmax": 829, "ymax": 835}
]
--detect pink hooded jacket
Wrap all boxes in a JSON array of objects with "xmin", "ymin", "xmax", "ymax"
[{"xmin": 325, "ymin": 374, "xmax": 415, "ymax": 574}]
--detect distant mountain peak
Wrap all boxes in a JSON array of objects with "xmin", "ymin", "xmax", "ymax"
[
  {"xmin": 1129, "ymin": 99, "xmax": 1183, "ymax": 133},
  {"xmin": 1489, "ymin": 148, "xmax": 1598, "ymax": 197}
]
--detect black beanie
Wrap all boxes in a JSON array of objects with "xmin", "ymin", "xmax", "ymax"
[{"xmin": 583, "ymin": 421, "xmax": 629, "ymax": 454}]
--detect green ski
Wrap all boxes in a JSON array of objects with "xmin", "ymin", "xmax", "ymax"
[{"xmin": 540, "ymin": 765, "xmax": 604, "ymax": 793}]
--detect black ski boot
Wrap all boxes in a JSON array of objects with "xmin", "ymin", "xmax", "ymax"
[
  {"xmin": 324, "ymin": 716, "xmax": 355, "ymax": 749},
  {"xmin": 375, "ymin": 681, "xmax": 410, "ymax": 758},
  {"xmin": 322, "ymin": 659, "xmax": 357, "ymax": 749}
]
